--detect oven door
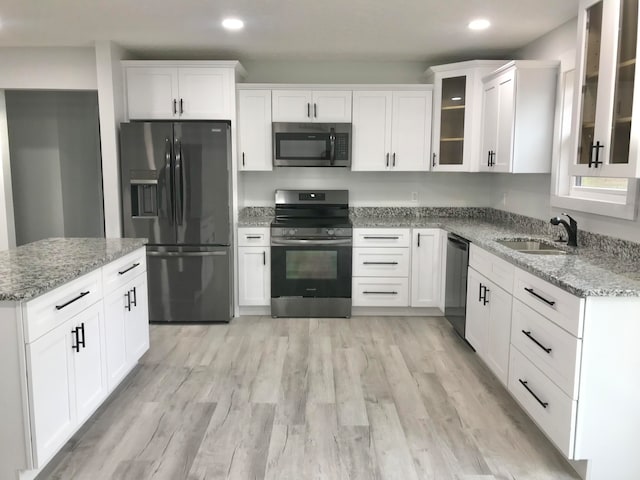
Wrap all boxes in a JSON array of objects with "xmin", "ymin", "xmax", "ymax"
[{"xmin": 271, "ymin": 238, "xmax": 352, "ymax": 298}]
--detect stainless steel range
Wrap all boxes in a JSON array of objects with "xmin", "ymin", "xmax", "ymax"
[{"xmin": 270, "ymin": 190, "xmax": 352, "ymax": 318}]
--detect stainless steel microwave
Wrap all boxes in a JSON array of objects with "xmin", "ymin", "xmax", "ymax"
[{"xmin": 272, "ymin": 122, "xmax": 351, "ymax": 167}]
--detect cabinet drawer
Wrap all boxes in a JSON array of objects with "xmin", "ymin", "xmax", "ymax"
[
  {"xmin": 238, "ymin": 227, "xmax": 270, "ymax": 247},
  {"xmin": 101, "ymin": 248, "xmax": 147, "ymax": 294},
  {"xmin": 469, "ymin": 244, "xmax": 514, "ymax": 293},
  {"xmin": 511, "ymin": 299, "xmax": 582, "ymax": 399},
  {"xmin": 23, "ymin": 270, "xmax": 103, "ymax": 344},
  {"xmin": 513, "ymin": 268, "xmax": 584, "ymax": 338},
  {"xmin": 353, "ymin": 228, "xmax": 411, "ymax": 247},
  {"xmin": 508, "ymin": 348, "xmax": 577, "ymax": 459},
  {"xmin": 352, "ymin": 247, "xmax": 410, "ymax": 277},
  {"xmin": 352, "ymin": 277, "xmax": 409, "ymax": 307}
]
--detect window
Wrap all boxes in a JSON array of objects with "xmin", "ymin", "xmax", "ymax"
[{"xmin": 551, "ymin": 51, "xmax": 638, "ymax": 220}]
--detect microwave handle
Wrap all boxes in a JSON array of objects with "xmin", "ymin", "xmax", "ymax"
[{"xmin": 329, "ymin": 128, "xmax": 336, "ymax": 166}]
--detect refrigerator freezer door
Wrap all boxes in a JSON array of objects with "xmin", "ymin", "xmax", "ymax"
[
  {"xmin": 146, "ymin": 246, "xmax": 232, "ymax": 322},
  {"xmin": 120, "ymin": 122, "xmax": 176, "ymax": 244},
  {"xmin": 174, "ymin": 122, "xmax": 231, "ymax": 246}
]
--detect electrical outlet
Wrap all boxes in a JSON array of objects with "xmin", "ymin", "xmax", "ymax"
[{"xmin": 411, "ymin": 192, "xmax": 418, "ymax": 203}]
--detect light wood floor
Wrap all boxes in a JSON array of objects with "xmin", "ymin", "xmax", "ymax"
[{"xmin": 44, "ymin": 316, "xmax": 580, "ymax": 480}]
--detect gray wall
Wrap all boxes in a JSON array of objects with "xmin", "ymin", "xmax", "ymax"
[{"xmin": 6, "ymin": 91, "xmax": 104, "ymax": 245}]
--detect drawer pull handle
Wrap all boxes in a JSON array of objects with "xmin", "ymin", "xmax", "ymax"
[
  {"xmin": 524, "ymin": 287, "xmax": 556, "ymax": 306},
  {"xmin": 363, "ymin": 261, "xmax": 399, "ymax": 265},
  {"xmin": 246, "ymin": 235, "xmax": 262, "ymax": 239},
  {"xmin": 363, "ymin": 291, "xmax": 398, "ymax": 295},
  {"xmin": 118, "ymin": 262, "xmax": 141, "ymax": 275},
  {"xmin": 518, "ymin": 379, "xmax": 549, "ymax": 409},
  {"xmin": 522, "ymin": 330, "xmax": 552, "ymax": 354},
  {"xmin": 363, "ymin": 236, "xmax": 400, "ymax": 240},
  {"xmin": 56, "ymin": 291, "xmax": 90, "ymax": 310}
]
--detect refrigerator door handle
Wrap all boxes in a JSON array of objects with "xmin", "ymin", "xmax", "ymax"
[
  {"xmin": 147, "ymin": 251, "xmax": 228, "ymax": 257},
  {"xmin": 163, "ymin": 138, "xmax": 174, "ymax": 224},
  {"xmin": 174, "ymin": 139, "xmax": 184, "ymax": 226}
]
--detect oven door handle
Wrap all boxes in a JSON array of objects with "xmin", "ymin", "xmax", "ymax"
[{"xmin": 271, "ymin": 238, "xmax": 352, "ymax": 246}]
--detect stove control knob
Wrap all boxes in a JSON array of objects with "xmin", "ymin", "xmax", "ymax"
[
  {"xmin": 288, "ymin": 229, "xmax": 297, "ymax": 236},
  {"xmin": 327, "ymin": 229, "xmax": 335, "ymax": 236}
]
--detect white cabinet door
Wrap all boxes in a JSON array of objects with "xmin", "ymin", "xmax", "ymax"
[
  {"xmin": 351, "ymin": 91, "xmax": 392, "ymax": 171},
  {"xmin": 125, "ymin": 67, "xmax": 179, "ymax": 120},
  {"xmin": 479, "ymin": 82, "xmax": 499, "ymax": 172},
  {"xmin": 27, "ymin": 320, "xmax": 76, "ymax": 467},
  {"xmin": 103, "ymin": 286, "xmax": 130, "ymax": 391},
  {"xmin": 493, "ymin": 72, "xmax": 516, "ymax": 173},
  {"xmin": 272, "ymin": 90, "xmax": 313, "ymax": 122},
  {"xmin": 390, "ymin": 91, "xmax": 432, "ymax": 171},
  {"xmin": 410, "ymin": 229, "xmax": 443, "ymax": 308},
  {"xmin": 312, "ymin": 91, "xmax": 352, "ymax": 122},
  {"xmin": 484, "ymin": 281, "xmax": 512, "ymax": 385},
  {"xmin": 238, "ymin": 89, "xmax": 273, "ymax": 171},
  {"xmin": 178, "ymin": 67, "xmax": 232, "ymax": 120},
  {"xmin": 465, "ymin": 267, "xmax": 487, "ymax": 352},
  {"xmin": 72, "ymin": 302, "xmax": 107, "ymax": 425},
  {"xmin": 238, "ymin": 247, "xmax": 270, "ymax": 306},
  {"xmin": 125, "ymin": 275, "xmax": 150, "ymax": 363}
]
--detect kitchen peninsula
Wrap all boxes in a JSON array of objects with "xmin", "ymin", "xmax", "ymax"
[{"xmin": 0, "ymin": 237, "xmax": 148, "ymax": 480}]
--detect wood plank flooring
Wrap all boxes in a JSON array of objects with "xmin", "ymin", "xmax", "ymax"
[{"xmin": 43, "ymin": 316, "xmax": 580, "ymax": 480}]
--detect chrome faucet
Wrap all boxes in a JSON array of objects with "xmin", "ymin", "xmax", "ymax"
[{"xmin": 550, "ymin": 213, "xmax": 578, "ymax": 247}]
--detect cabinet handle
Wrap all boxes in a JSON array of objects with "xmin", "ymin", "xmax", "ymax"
[
  {"xmin": 71, "ymin": 326, "xmax": 80, "ymax": 352},
  {"xmin": 56, "ymin": 291, "xmax": 90, "ymax": 310},
  {"xmin": 386, "ymin": 153, "xmax": 390, "ymax": 167},
  {"xmin": 483, "ymin": 286, "xmax": 490, "ymax": 305},
  {"xmin": 487, "ymin": 150, "xmax": 491, "ymax": 166},
  {"xmin": 263, "ymin": 251, "xmax": 266, "ymax": 265},
  {"xmin": 492, "ymin": 151, "xmax": 496, "ymax": 166},
  {"xmin": 417, "ymin": 233, "xmax": 421, "ymax": 247},
  {"xmin": 173, "ymin": 99, "xmax": 177, "ymax": 115},
  {"xmin": 478, "ymin": 283, "xmax": 483, "ymax": 302},
  {"xmin": 242, "ymin": 152, "xmax": 245, "ymax": 167},
  {"xmin": 314, "ymin": 103, "xmax": 317, "ymax": 118},
  {"xmin": 118, "ymin": 262, "xmax": 140, "ymax": 275},
  {"xmin": 432, "ymin": 153, "xmax": 437, "ymax": 167},
  {"xmin": 125, "ymin": 291, "xmax": 132, "ymax": 312},
  {"xmin": 179, "ymin": 98, "xmax": 184, "ymax": 115},
  {"xmin": 307, "ymin": 103, "xmax": 310, "ymax": 118},
  {"xmin": 363, "ymin": 291, "xmax": 398, "ymax": 295},
  {"xmin": 521, "ymin": 330, "xmax": 552, "ymax": 354},
  {"xmin": 131, "ymin": 286, "xmax": 137, "ymax": 307},
  {"xmin": 518, "ymin": 379, "xmax": 549, "ymax": 409},
  {"xmin": 363, "ymin": 236, "xmax": 399, "ymax": 240},
  {"xmin": 591, "ymin": 141, "xmax": 604, "ymax": 168},
  {"xmin": 363, "ymin": 261, "xmax": 399, "ymax": 265},
  {"xmin": 524, "ymin": 287, "xmax": 556, "ymax": 306},
  {"xmin": 392, "ymin": 152, "xmax": 396, "ymax": 167},
  {"xmin": 246, "ymin": 235, "xmax": 262, "ymax": 239},
  {"xmin": 78, "ymin": 322, "xmax": 86, "ymax": 349}
]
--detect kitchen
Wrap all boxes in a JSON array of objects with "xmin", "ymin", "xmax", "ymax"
[{"xmin": 0, "ymin": 0, "xmax": 639, "ymax": 478}]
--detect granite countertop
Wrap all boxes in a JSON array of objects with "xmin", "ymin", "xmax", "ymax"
[
  {"xmin": 238, "ymin": 207, "xmax": 640, "ymax": 298},
  {"xmin": 0, "ymin": 237, "xmax": 147, "ymax": 302}
]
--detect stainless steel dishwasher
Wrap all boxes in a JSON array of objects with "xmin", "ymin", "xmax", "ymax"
[{"xmin": 445, "ymin": 233, "xmax": 470, "ymax": 340}]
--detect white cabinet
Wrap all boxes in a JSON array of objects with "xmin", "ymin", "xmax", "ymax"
[
  {"xmin": 123, "ymin": 61, "xmax": 243, "ymax": 120},
  {"xmin": 272, "ymin": 90, "xmax": 352, "ymax": 122},
  {"xmin": 352, "ymin": 89, "xmax": 432, "ymax": 171},
  {"xmin": 426, "ymin": 60, "xmax": 507, "ymax": 172},
  {"xmin": 572, "ymin": 0, "xmax": 640, "ymax": 177},
  {"xmin": 410, "ymin": 229, "xmax": 444, "ymax": 309},
  {"xmin": 479, "ymin": 61, "xmax": 558, "ymax": 173},
  {"xmin": 465, "ymin": 267, "xmax": 512, "ymax": 385},
  {"xmin": 126, "ymin": 275, "xmax": 150, "ymax": 362},
  {"xmin": 238, "ymin": 228, "xmax": 270, "ymax": 306},
  {"xmin": 237, "ymin": 89, "xmax": 273, "ymax": 171}
]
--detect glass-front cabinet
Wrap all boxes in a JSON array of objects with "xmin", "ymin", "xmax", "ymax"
[
  {"xmin": 573, "ymin": 0, "xmax": 640, "ymax": 177},
  {"xmin": 426, "ymin": 61, "xmax": 507, "ymax": 172}
]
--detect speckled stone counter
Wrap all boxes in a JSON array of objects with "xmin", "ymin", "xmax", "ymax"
[
  {"xmin": 237, "ymin": 206, "xmax": 640, "ymax": 298},
  {"xmin": 0, "ymin": 237, "xmax": 147, "ymax": 302}
]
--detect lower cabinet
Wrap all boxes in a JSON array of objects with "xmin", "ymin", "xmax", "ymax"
[
  {"xmin": 410, "ymin": 228, "xmax": 444, "ymax": 308},
  {"xmin": 238, "ymin": 228, "xmax": 271, "ymax": 306},
  {"xmin": 465, "ymin": 266, "xmax": 512, "ymax": 385}
]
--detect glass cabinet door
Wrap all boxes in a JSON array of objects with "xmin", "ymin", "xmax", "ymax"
[{"xmin": 438, "ymin": 76, "xmax": 467, "ymax": 166}]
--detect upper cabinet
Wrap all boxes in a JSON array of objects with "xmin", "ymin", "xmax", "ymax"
[
  {"xmin": 237, "ymin": 89, "xmax": 273, "ymax": 171},
  {"xmin": 272, "ymin": 89, "xmax": 352, "ymax": 122},
  {"xmin": 426, "ymin": 61, "xmax": 507, "ymax": 172},
  {"xmin": 572, "ymin": 0, "xmax": 640, "ymax": 177},
  {"xmin": 352, "ymin": 88, "xmax": 432, "ymax": 171},
  {"xmin": 122, "ymin": 61, "xmax": 245, "ymax": 120},
  {"xmin": 479, "ymin": 61, "xmax": 558, "ymax": 173}
]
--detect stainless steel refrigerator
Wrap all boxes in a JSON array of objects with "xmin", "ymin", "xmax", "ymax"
[{"xmin": 119, "ymin": 121, "xmax": 233, "ymax": 323}]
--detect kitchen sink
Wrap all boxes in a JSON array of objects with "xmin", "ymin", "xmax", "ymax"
[{"xmin": 496, "ymin": 238, "xmax": 568, "ymax": 255}]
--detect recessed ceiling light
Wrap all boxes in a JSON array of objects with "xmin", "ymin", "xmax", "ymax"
[
  {"xmin": 468, "ymin": 18, "xmax": 491, "ymax": 31},
  {"xmin": 222, "ymin": 18, "xmax": 244, "ymax": 31}
]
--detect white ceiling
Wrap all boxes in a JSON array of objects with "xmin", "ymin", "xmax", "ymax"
[{"xmin": 0, "ymin": 0, "xmax": 579, "ymax": 62}]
